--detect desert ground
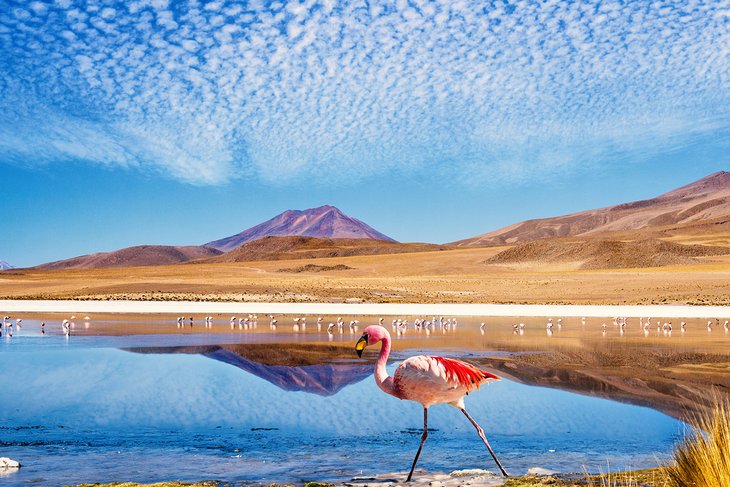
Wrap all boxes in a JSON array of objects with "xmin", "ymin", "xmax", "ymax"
[{"xmin": 3, "ymin": 243, "xmax": 730, "ymax": 305}]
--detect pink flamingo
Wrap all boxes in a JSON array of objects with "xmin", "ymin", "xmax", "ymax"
[{"xmin": 355, "ymin": 325, "xmax": 508, "ymax": 480}]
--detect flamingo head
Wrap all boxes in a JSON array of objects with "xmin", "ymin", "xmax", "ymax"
[{"xmin": 356, "ymin": 325, "xmax": 390, "ymax": 357}]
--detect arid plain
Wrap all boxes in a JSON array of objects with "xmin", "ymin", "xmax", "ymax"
[{"xmin": 3, "ymin": 237, "xmax": 730, "ymax": 305}]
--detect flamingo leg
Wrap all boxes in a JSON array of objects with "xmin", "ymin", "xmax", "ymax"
[
  {"xmin": 460, "ymin": 408, "xmax": 508, "ymax": 477},
  {"xmin": 406, "ymin": 407, "xmax": 428, "ymax": 482}
]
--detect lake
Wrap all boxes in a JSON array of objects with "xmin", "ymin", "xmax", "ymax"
[{"xmin": 0, "ymin": 314, "xmax": 705, "ymax": 485}]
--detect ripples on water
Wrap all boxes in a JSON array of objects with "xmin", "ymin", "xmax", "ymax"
[{"xmin": 0, "ymin": 317, "xmax": 696, "ymax": 486}]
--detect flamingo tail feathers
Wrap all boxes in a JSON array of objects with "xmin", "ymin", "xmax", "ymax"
[{"xmin": 433, "ymin": 356, "xmax": 499, "ymax": 391}]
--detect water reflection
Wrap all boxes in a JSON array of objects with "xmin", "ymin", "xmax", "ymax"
[
  {"xmin": 3, "ymin": 314, "xmax": 729, "ymax": 421},
  {"xmin": 0, "ymin": 336, "xmax": 685, "ymax": 486},
  {"xmin": 128, "ymin": 344, "xmax": 372, "ymax": 396}
]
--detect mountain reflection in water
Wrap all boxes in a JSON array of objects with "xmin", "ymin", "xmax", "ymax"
[{"xmin": 126, "ymin": 344, "xmax": 373, "ymax": 396}]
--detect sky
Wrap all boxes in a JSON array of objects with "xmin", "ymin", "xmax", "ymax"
[{"xmin": 1, "ymin": 0, "xmax": 729, "ymax": 267}]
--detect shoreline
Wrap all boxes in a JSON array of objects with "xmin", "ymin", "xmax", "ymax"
[{"xmin": 1, "ymin": 299, "xmax": 729, "ymax": 317}]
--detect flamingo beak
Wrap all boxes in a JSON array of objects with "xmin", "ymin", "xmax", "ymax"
[{"xmin": 355, "ymin": 334, "xmax": 368, "ymax": 358}]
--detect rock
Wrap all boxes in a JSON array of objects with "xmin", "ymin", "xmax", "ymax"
[
  {"xmin": 449, "ymin": 469, "xmax": 495, "ymax": 478},
  {"xmin": 345, "ymin": 470, "xmax": 501, "ymax": 487},
  {"xmin": 527, "ymin": 467, "xmax": 557, "ymax": 476},
  {"xmin": 0, "ymin": 458, "xmax": 20, "ymax": 469}
]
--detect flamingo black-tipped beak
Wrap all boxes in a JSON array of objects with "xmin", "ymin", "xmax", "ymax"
[{"xmin": 355, "ymin": 334, "xmax": 368, "ymax": 358}]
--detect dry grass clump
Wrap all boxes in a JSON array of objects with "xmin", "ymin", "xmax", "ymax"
[
  {"xmin": 276, "ymin": 263, "xmax": 354, "ymax": 273},
  {"xmin": 595, "ymin": 468, "xmax": 670, "ymax": 486},
  {"xmin": 666, "ymin": 395, "xmax": 730, "ymax": 487}
]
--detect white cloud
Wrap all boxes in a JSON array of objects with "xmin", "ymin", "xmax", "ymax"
[
  {"xmin": 99, "ymin": 7, "xmax": 116, "ymax": 19},
  {"xmin": 0, "ymin": 0, "xmax": 729, "ymax": 186}
]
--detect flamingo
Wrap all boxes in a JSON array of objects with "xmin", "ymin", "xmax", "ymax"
[{"xmin": 355, "ymin": 325, "xmax": 508, "ymax": 480}]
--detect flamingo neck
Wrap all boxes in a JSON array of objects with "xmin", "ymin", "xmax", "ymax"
[{"xmin": 374, "ymin": 334, "xmax": 397, "ymax": 397}]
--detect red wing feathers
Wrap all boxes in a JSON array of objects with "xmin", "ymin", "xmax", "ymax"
[{"xmin": 433, "ymin": 356, "xmax": 499, "ymax": 391}]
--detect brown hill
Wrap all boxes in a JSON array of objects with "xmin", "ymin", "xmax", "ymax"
[
  {"xmin": 200, "ymin": 236, "xmax": 449, "ymax": 263},
  {"xmin": 485, "ymin": 238, "xmax": 730, "ymax": 270},
  {"xmin": 206, "ymin": 205, "xmax": 395, "ymax": 251},
  {"xmin": 455, "ymin": 171, "xmax": 730, "ymax": 247},
  {"xmin": 35, "ymin": 245, "xmax": 222, "ymax": 270}
]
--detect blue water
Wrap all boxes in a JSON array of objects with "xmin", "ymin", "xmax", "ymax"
[{"xmin": 0, "ymin": 326, "xmax": 683, "ymax": 486}]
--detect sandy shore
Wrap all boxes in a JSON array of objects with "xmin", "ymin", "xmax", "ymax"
[{"xmin": 1, "ymin": 299, "xmax": 729, "ymax": 317}]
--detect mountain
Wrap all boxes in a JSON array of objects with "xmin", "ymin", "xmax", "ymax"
[
  {"xmin": 0, "ymin": 261, "xmax": 14, "ymax": 270},
  {"xmin": 455, "ymin": 171, "xmax": 730, "ymax": 247},
  {"xmin": 206, "ymin": 205, "xmax": 396, "ymax": 252},
  {"xmin": 200, "ymin": 235, "xmax": 448, "ymax": 263},
  {"xmin": 35, "ymin": 245, "xmax": 222, "ymax": 270}
]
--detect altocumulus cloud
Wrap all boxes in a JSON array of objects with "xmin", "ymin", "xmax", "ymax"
[{"xmin": 1, "ymin": 0, "xmax": 729, "ymax": 185}]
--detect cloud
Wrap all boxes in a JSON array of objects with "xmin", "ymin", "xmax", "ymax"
[{"xmin": 0, "ymin": 0, "xmax": 729, "ymax": 186}]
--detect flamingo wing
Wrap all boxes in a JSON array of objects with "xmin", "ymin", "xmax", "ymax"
[
  {"xmin": 393, "ymin": 355, "xmax": 499, "ymax": 407},
  {"xmin": 432, "ymin": 356, "xmax": 499, "ymax": 391}
]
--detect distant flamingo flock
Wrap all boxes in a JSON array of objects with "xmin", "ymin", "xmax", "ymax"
[
  {"xmin": 0, "ymin": 314, "xmax": 729, "ymax": 341},
  {"xmin": 1, "ymin": 315, "xmax": 90, "ymax": 338}
]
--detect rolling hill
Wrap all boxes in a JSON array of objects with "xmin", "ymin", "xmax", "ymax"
[
  {"xmin": 35, "ymin": 245, "xmax": 222, "ymax": 270},
  {"xmin": 206, "ymin": 205, "xmax": 395, "ymax": 252},
  {"xmin": 200, "ymin": 235, "xmax": 448, "ymax": 263},
  {"xmin": 455, "ymin": 171, "xmax": 730, "ymax": 247},
  {"xmin": 484, "ymin": 238, "xmax": 730, "ymax": 270}
]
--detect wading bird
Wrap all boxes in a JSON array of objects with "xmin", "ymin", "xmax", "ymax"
[{"xmin": 355, "ymin": 325, "xmax": 508, "ymax": 481}]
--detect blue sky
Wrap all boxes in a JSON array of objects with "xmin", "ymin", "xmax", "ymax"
[{"xmin": 2, "ymin": 0, "xmax": 729, "ymax": 267}]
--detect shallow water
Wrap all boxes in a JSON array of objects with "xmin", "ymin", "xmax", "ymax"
[{"xmin": 0, "ymin": 318, "xmax": 691, "ymax": 486}]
